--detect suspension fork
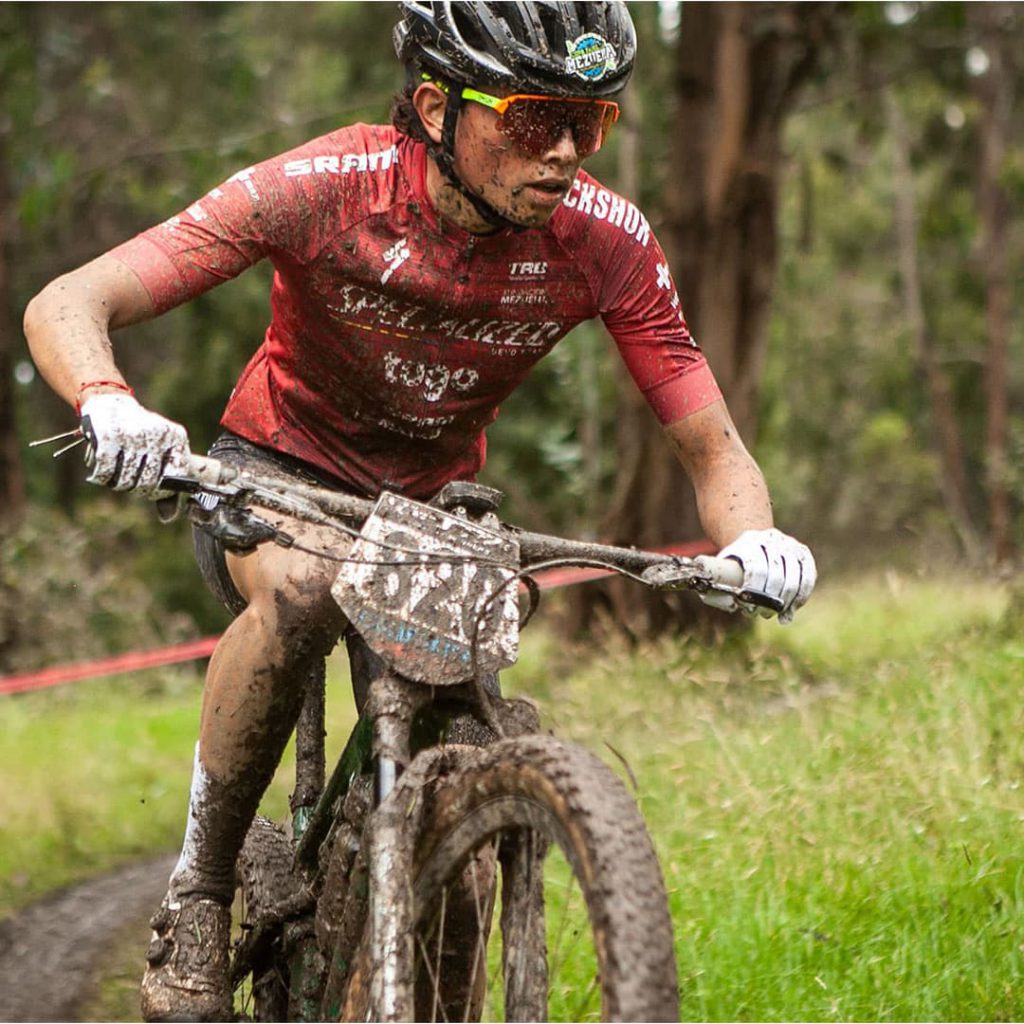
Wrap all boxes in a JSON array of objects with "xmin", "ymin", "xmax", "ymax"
[
  {"xmin": 362, "ymin": 666, "xmax": 431, "ymax": 1022},
  {"xmin": 291, "ymin": 659, "xmax": 327, "ymax": 839}
]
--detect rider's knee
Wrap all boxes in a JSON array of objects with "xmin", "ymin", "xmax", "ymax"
[
  {"xmin": 279, "ymin": 576, "xmax": 344, "ymax": 658},
  {"xmin": 243, "ymin": 564, "xmax": 344, "ymax": 663}
]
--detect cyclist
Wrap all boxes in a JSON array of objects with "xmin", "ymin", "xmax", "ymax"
[{"xmin": 23, "ymin": 2, "xmax": 816, "ymax": 1020}]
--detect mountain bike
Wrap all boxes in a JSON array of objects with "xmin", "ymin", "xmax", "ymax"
[{"xmin": 159, "ymin": 453, "xmax": 780, "ymax": 1023}]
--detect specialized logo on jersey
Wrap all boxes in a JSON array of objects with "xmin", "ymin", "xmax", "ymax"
[
  {"xmin": 564, "ymin": 33, "xmax": 618, "ymax": 82},
  {"xmin": 381, "ymin": 239, "xmax": 411, "ymax": 285},
  {"xmin": 331, "ymin": 285, "xmax": 563, "ymax": 349}
]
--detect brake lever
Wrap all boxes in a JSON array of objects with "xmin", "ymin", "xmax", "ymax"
[
  {"xmin": 640, "ymin": 560, "xmax": 786, "ymax": 615},
  {"xmin": 188, "ymin": 501, "xmax": 292, "ymax": 554},
  {"xmin": 734, "ymin": 590, "xmax": 785, "ymax": 615},
  {"xmin": 160, "ymin": 474, "xmax": 209, "ymax": 495}
]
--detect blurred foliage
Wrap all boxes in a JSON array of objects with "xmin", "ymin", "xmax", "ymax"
[
  {"xmin": 2, "ymin": 2, "xmax": 1022, "ymax": 669},
  {"xmin": 0, "ymin": 499, "xmax": 219, "ymax": 675},
  {"xmin": 759, "ymin": 1, "xmax": 1022, "ymax": 565}
]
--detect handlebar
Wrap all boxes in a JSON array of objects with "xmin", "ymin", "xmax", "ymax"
[
  {"xmin": 184, "ymin": 453, "xmax": 376, "ymax": 521},
  {"xmin": 186, "ymin": 453, "xmax": 237, "ymax": 486},
  {"xmin": 172, "ymin": 454, "xmax": 771, "ymax": 611}
]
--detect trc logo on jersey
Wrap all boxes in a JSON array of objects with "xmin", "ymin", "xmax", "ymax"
[
  {"xmin": 508, "ymin": 261, "xmax": 548, "ymax": 278},
  {"xmin": 564, "ymin": 33, "xmax": 618, "ymax": 82}
]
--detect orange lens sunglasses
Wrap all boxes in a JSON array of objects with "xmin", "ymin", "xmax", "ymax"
[{"xmin": 461, "ymin": 88, "xmax": 620, "ymax": 156}]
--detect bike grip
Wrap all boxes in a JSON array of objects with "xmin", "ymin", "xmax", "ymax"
[
  {"xmin": 693, "ymin": 554, "xmax": 745, "ymax": 589},
  {"xmin": 186, "ymin": 453, "xmax": 238, "ymax": 485}
]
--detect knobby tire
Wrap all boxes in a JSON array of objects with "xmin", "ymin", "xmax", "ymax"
[
  {"xmin": 233, "ymin": 815, "xmax": 296, "ymax": 1022},
  {"xmin": 342, "ymin": 734, "xmax": 680, "ymax": 1023}
]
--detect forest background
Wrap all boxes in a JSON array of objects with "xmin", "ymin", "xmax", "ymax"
[
  {"xmin": 1, "ymin": 3, "xmax": 1024, "ymax": 1020},
  {"xmin": 0, "ymin": 0, "xmax": 1021, "ymax": 672}
]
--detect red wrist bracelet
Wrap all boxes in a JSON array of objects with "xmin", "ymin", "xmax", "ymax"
[{"xmin": 75, "ymin": 380, "xmax": 135, "ymax": 415}]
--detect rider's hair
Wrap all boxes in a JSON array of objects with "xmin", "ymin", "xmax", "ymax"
[{"xmin": 390, "ymin": 85, "xmax": 426, "ymax": 142}]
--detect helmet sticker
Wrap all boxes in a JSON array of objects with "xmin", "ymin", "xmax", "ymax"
[{"xmin": 564, "ymin": 33, "xmax": 619, "ymax": 82}]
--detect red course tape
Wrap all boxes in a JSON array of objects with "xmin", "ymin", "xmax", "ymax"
[{"xmin": 0, "ymin": 540, "xmax": 714, "ymax": 695}]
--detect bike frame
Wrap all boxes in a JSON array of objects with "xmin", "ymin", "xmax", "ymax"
[{"xmin": 246, "ymin": 628, "xmax": 517, "ymax": 1022}]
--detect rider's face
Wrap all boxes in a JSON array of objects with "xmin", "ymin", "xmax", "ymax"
[
  {"xmin": 415, "ymin": 83, "xmax": 583, "ymax": 233},
  {"xmin": 451, "ymin": 98, "xmax": 582, "ymax": 229}
]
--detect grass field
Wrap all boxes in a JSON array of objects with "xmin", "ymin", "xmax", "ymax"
[{"xmin": 3, "ymin": 570, "xmax": 1023, "ymax": 1020}]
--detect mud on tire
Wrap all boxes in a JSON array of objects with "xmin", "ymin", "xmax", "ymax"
[
  {"xmin": 234, "ymin": 815, "xmax": 300, "ymax": 1021},
  {"xmin": 408, "ymin": 734, "xmax": 679, "ymax": 1022}
]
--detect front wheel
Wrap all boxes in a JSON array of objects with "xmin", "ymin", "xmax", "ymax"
[{"xmin": 408, "ymin": 734, "xmax": 679, "ymax": 1022}]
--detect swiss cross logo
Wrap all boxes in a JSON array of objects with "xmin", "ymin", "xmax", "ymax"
[{"xmin": 657, "ymin": 261, "xmax": 685, "ymax": 323}]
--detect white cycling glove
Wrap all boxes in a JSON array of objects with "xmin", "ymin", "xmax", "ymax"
[
  {"xmin": 79, "ymin": 393, "xmax": 190, "ymax": 499},
  {"xmin": 702, "ymin": 528, "xmax": 816, "ymax": 624}
]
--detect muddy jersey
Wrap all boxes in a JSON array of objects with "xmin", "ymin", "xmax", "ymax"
[{"xmin": 110, "ymin": 124, "xmax": 721, "ymax": 499}]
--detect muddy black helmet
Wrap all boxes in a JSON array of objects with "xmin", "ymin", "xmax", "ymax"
[{"xmin": 394, "ymin": 1, "xmax": 636, "ymax": 99}]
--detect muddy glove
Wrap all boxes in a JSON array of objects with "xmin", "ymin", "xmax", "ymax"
[
  {"xmin": 701, "ymin": 528, "xmax": 816, "ymax": 624},
  {"xmin": 79, "ymin": 393, "xmax": 190, "ymax": 499}
]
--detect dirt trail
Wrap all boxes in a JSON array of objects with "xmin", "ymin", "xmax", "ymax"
[{"xmin": 0, "ymin": 855, "xmax": 176, "ymax": 1023}]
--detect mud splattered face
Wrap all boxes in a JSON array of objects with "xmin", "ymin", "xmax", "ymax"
[{"xmin": 449, "ymin": 98, "xmax": 582, "ymax": 230}]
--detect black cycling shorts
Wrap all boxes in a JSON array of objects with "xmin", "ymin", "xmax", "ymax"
[{"xmin": 192, "ymin": 432, "xmax": 353, "ymax": 618}]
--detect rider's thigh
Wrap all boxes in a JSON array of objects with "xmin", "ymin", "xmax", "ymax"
[{"xmin": 225, "ymin": 509, "xmax": 353, "ymax": 645}]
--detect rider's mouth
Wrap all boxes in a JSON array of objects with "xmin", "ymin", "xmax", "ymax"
[{"xmin": 522, "ymin": 178, "xmax": 572, "ymax": 204}]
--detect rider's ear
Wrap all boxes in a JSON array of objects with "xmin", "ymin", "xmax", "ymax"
[{"xmin": 412, "ymin": 82, "xmax": 447, "ymax": 145}]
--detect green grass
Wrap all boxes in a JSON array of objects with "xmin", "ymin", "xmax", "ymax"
[
  {"xmin": 510, "ymin": 573, "xmax": 1024, "ymax": 1021},
  {"xmin": 0, "ymin": 674, "xmax": 199, "ymax": 912},
  {"xmin": 3, "ymin": 570, "xmax": 1023, "ymax": 1020},
  {"xmin": 0, "ymin": 668, "xmax": 357, "ymax": 914}
]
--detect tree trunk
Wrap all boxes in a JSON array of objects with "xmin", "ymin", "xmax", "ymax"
[
  {"xmin": 578, "ymin": 2, "xmax": 836, "ymax": 638},
  {"xmin": 884, "ymin": 89, "xmax": 982, "ymax": 562},
  {"xmin": 969, "ymin": 3, "xmax": 1016, "ymax": 566}
]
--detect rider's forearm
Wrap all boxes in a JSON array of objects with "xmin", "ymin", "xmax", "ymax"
[
  {"xmin": 688, "ymin": 447, "xmax": 773, "ymax": 548},
  {"xmin": 664, "ymin": 400, "xmax": 774, "ymax": 549},
  {"xmin": 23, "ymin": 255, "xmax": 155, "ymax": 409}
]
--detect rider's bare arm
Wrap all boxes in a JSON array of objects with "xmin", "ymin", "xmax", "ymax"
[
  {"xmin": 664, "ymin": 399, "xmax": 772, "ymax": 548},
  {"xmin": 24, "ymin": 256, "xmax": 191, "ymax": 498},
  {"xmin": 666, "ymin": 400, "xmax": 816, "ymax": 621},
  {"xmin": 22, "ymin": 254, "xmax": 154, "ymax": 409}
]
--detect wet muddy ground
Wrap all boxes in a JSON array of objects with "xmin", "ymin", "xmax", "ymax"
[{"xmin": 0, "ymin": 855, "xmax": 175, "ymax": 1022}]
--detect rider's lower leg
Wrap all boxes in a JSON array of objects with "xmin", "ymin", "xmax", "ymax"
[{"xmin": 141, "ymin": 516, "xmax": 348, "ymax": 1022}]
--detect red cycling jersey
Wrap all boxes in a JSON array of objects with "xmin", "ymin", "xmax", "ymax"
[{"xmin": 110, "ymin": 124, "xmax": 721, "ymax": 499}]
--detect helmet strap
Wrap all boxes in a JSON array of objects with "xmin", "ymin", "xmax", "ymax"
[{"xmin": 427, "ymin": 87, "xmax": 524, "ymax": 233}]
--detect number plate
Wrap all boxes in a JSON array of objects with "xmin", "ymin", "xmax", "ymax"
[{"xmin": 331, "ymin": 492, "xmax": 521, "ymax": 684}]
